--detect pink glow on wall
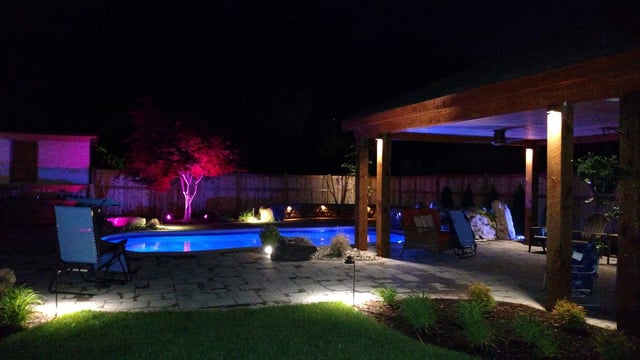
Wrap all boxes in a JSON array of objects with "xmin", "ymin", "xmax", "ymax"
[{"xmin": 39, "ymin": 140, "xmax": 90, "ymax": 168}]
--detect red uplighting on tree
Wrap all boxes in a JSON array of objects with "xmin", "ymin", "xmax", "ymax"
[{"xmin": 126, "ymin": 98, "xmax": 238, "ymax": 221}]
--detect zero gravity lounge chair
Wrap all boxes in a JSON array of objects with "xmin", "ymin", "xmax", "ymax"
[
  {"xmin": 49, "ymin": 205, "xmax": 131, "ymax": 295},
  {"xmin": 571, "ymin": 241, "xmax": 599, "ymax": 298},
  {"xmin": 448, "ymin": 210, "xmax": 477, "ymax": 258}
]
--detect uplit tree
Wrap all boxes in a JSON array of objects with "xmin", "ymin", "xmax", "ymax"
[{"xmin": 126, "ymin": 99, "xmax": 238, "ymax": 221}]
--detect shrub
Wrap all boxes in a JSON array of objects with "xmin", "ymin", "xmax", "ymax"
[
  {"xmin": 462, "ymin": 184, "xmax": 475, "ymax": 208},
  {"xmin": 329, "ymin": 233, "xmax": 351, "ymax": 257},
  {"xmin": 456, "ymin": 300, "xmax": 493, "ymax": 348},
  {"xmin": 466, "ymin": 282, "xmax": 496, "ymax": 313},
  {"xmin": 551, "ymin": 299, "xmax": 587, "ymax": 331},
  {"xmin": 238, "ymin": 209, "xmax": 255, "ymax": 222},
  {"xmin": 0, "ymin": 285, "xmax": 43, "ymax": 329},
  {"xmin": 595, "ymin": 330, "xmax": 637, "ymax": 360},
  {"xmin": 575, "ymin": 153, "xmax": 628, "ymax": 195},
  {"xmin": 374, "ymin": 287, "xmax": 398, "ymax": 307},
  {"xmin": 440, "ymin": 185, "xmax": 454, "ymax": 209},
  {"xmin": 259, "ymin": 225, "xmax": 281, "ymax": 248},
  {"xmin": 400, "ymin": 295, "xmax": 438, "ymax": 333},
  {"xmin": 513, "ymin": 314, "xmax": 557, "ymax": 357}
]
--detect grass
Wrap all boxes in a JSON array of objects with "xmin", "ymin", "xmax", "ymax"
[{"xmin": 0, "ymin": 302, "xmax": 472, "ymax": 360}]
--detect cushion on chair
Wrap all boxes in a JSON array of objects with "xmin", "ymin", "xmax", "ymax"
[{"xmin": 414, "ymin": 215, "xmax": 434, "ymax": 228}]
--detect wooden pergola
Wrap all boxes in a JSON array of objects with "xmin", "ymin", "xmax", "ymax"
[{"xmin": 342, "ymin": 48, "xmax": 640, "ymax": 335}]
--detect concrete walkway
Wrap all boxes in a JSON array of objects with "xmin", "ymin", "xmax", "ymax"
[{"xmin": 1, "ymin": 225, "xmax": 617, "ymax": 328}]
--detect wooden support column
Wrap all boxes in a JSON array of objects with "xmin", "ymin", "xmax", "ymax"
[
  {"xmin": 545, "ymin": 103, "xmax": 574, "ymax": 310},
  {"xmin": 617, "ymin": 91, "xmax": 640, "ymax": 337},
  {"xmin": 375, "ymin": 134, "xmax": 391, "ymax": 257},
  {"xmin": 354, "ymin": 137, "xmax": 370, "ymax": 251},
  {"xmin": 525, "ymin": 147, "xmax": 540, "ymax": 245}
]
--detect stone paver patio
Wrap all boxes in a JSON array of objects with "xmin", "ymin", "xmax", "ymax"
[{"xmin": 0, "ymin": 225, "xmax": 617, "ymax": 328}]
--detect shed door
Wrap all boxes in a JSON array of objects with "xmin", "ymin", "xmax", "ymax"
[{"xmin": 11, "ymin": 141, "xmax": 38, "ymax": 182}]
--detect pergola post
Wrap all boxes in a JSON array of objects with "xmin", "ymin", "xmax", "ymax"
[
  {"xmin": 617, "ymin": 91, "xmax": 640, "ymax": 336},
  {"xmin": 525, "ymin": 147, "xmax": 540, "ymax": 246},
  {"xmin": 544, "ymin": 103, "xmax": 574, "ymax": 310},
  {"xmin": 354, "ymin": 137, "xmax": 370, "ymax": 250},
  {"xmin": 375, "ymin": 134, "xmax": 391, "ymax": 257}
]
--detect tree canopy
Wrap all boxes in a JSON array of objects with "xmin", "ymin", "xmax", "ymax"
[{"xmin": 125, "ymin": 98, "xmax": 238, "ymax": 220}]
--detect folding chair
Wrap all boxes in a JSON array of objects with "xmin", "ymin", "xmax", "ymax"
[
  {"xmin": 48, "ymin": 206, "xmax": 131, "ymax": 297},
  {"xmin": 541, "ymin": 241, "xmax": 600, "ymax": 306},
  {"xmin": 571, "ymin": 241, "xmax": 599, "ymax": 298},
  {"xmin": 449, "ymin": 210, "xmax": 477, "ymax": 258}
]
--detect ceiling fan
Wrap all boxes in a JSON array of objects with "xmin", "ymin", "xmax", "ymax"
[
  {"xmin": 491, "ymin": 128, "xmax": 509, "ymax": 146},
  {"xmin": 463, "ymin": 127, "xmax": 523, "ymax": 146},
  {"xmin": 490, "ymin": 127, "xmax": 523, "ymax": 146}
]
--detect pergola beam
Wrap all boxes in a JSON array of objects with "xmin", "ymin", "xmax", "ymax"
[{"xmin": 344, "ymin": 50, "xmax": 640, "ymax": 138}]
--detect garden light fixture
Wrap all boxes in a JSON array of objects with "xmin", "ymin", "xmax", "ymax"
[{"xmin": 344, "ymin": 255, "xmax": 356, "ymax": 306}]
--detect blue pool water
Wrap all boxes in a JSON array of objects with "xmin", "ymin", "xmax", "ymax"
[{"xmin": 102, "ymin": 226, "xmax": 405, "ymax": 253}]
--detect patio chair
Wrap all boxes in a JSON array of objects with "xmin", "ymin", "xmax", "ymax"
[
  {"xmin": 400, "ymin": 207, "xmax": 453, "ymax": 255},
  {"xmin": 48, "ymin": 206, "xmax": 131, "ymax": 296},
  {"xmin": 448, "ymin": 210, "xmax": 477, "ymax": 258},
  {"xmin": 528, "ymin": 226, "xmax": 547, "ymax": 253},
  {"xmin": 571, "ymin": 241, "xmax": 599, "ymax": 298},
  {"xmin": 573, "ymin": 213, "xmax": 609, "ymax": 244}
]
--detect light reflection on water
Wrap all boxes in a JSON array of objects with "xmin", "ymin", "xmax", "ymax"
[{"xmin": 103, "ymin": 226, "xmax": 404, "ymax": 253}]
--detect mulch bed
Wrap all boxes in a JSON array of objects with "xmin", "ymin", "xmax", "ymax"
[{"xmin": 356, "ymin": 299, "xmax": 638, "ymax": 359}]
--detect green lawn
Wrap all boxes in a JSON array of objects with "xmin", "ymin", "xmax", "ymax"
[{"xmin": 0, "ymin": 302, "xmax": 473, "ymax": 360}]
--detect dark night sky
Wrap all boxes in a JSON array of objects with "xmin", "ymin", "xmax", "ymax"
[{"xmin": 1, "ymin": 1, "xmax": 638, "ymax": 174}]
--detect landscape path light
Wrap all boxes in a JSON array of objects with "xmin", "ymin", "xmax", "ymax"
[{"xmin": 344, "ymin": 255, "xmax": 356, "ymax": 306}]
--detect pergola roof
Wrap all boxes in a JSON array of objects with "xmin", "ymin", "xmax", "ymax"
[
  {"xmin": 343, "ymin": 33, "xmax": 640, "ymax": 146},
  {"xmin": 342, "ymin": 33, "xmax": 640, "ymax": 327}
]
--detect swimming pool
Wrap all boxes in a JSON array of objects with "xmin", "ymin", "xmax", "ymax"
[{"xmin": 102, "ymin": 226, "xmax": 405, "ymax": 253}]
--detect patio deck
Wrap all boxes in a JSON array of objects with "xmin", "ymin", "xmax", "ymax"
[{"xmin": 0, "ymin": 224, "xmax": 617, "ymax": 328}]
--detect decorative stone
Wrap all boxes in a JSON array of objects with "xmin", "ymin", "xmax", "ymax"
[
  {"xmin": 271, "ymin": 237, "xmax": 317, "ymax": 261},
  {"xmin": 466, "ymin": 209, "xmax": 497, "ymax": 240},
  {"xmin": 492, "ymin": 200, "xmax": 516, "ymax": 240},
  {"xmin": 0, "ymin": 268, "xmax": 16, "ymax": 295},
  {"xmin": 259, "ymin": 207, "xmax": 275, "ymax": 222}
]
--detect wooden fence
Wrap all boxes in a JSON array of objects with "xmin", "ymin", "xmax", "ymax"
[{"xmin": 91, "ymin": 170, "xmax": 601, "ymax": 227}]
